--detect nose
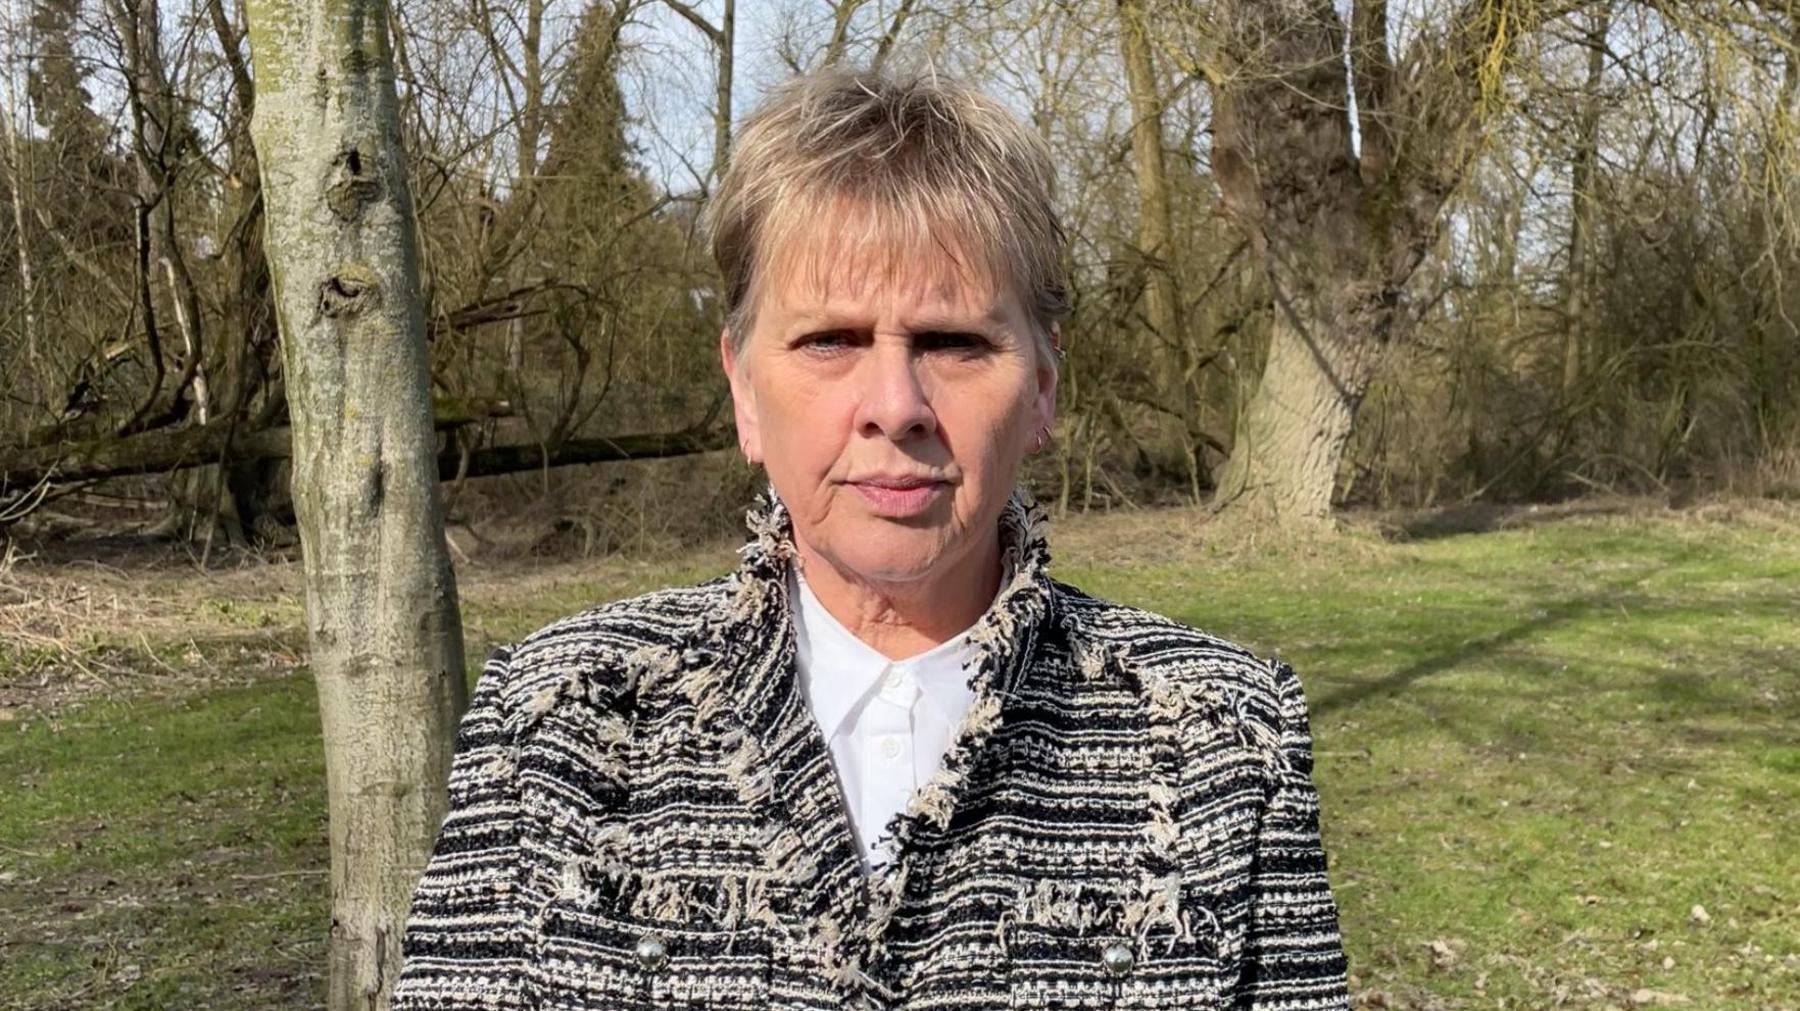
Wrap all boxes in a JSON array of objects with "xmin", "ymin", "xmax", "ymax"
[{"xmin": 854, "ymin": 341, "xmax": 936, "ymax": 442}]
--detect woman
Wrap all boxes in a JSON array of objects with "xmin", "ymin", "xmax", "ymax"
[{"xmin": 394, "ymin": 67, "xmax": 1349, "ymax": 1011}]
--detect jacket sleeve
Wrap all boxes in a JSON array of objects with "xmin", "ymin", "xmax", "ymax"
[
  {"xmin": 1236, "ymin": 659, "xmax": 1351, "ymax": 1010},
  {"xmin": 392, "ymin": 643, "xmax": 531, "ymax": 1010}
]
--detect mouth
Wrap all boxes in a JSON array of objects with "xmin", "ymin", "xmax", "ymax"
[{"xmin": 847, "ymin": 475, "xmax": 951, "ymax": 516}]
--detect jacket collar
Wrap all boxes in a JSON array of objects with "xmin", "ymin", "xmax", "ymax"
[
  {"xmin": 722, "ymin": 481, "xmax": 1055, "ymax": 701},
  {"xmin": 692, "ymin": 483, "xmax": 1056, "ymax": 1002},
  {"xmin": 726, "ymin": 481, "xmax": 1055, "ymax": 721}
]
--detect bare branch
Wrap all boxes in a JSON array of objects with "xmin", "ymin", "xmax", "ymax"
[{"xmin": 660, "ymin": 0, "xmax": 724, "ymax": 44}]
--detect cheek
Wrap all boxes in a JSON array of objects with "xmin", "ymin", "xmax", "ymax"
[
  {"xmin": 756, "ymin": 380, "xmax": 855, "ymax": 463},
  {"xmin": 938, "ymin": 387, "xmax": 1033, "ymax": 462}
]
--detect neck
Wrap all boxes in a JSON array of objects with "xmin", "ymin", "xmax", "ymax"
[{"xmin": 793, "ymin": 528, "xmax": 1003, "ymax": 661}]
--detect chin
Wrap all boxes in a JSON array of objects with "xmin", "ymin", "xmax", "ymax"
[
  {"xmin": 847, "ymin": 543, "xmax": 945, "ymax": 584},
  {"xmin": 821, "ymin": 524, "xmax": 951, "ymax": 585}
]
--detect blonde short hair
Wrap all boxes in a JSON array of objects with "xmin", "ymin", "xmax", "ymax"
[{"xmin": 704, "ymin": 67, "xmax": 1068, "ymax": 360}]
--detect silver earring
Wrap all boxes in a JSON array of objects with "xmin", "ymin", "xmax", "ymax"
[{"xmin": 1033, "ymin": 426, "xmax": 1050, "ymax": 452}]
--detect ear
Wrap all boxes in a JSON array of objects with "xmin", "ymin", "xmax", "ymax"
[
  {"xmin": 1033, "ymin": 323, "xmax": 1060, "ymax": 437},
  {"xmin": 721, "ymin": 328, "xmax": 762, "ymax": 464}
]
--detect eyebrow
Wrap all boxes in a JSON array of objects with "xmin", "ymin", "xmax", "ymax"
[{"xmin": 784, "ymin": 307, "xmax": 1010, "ymax": 333}]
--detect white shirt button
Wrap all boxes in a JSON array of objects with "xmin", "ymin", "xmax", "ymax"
[
  {"xmin": 877, "ymin": 666, "xmax": 914, "ymax": 704},
  {"xmin": 878, "ymin": 736, "xmax": 903, "ymax": 761}
]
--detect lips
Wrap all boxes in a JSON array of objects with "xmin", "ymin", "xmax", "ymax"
[
  {"xmin": 848, "ymin": 475, "xmax": 950, "ymax": 516},
  {"xmin": 854, "ymin": 475, "xmax": 944, "ymax": 489}
]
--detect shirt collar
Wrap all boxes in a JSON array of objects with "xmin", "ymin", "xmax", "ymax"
[{"xmin": 790, "ymin": 567, "xmax": 990, "ymax": 740}]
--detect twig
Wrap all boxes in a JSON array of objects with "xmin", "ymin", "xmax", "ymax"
[{"xmin": 137, "ymin": 629, "xmax": 185, "ymax": 676}]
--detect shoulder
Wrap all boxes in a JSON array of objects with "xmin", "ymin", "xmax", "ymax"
[
  {"xmin": 491, "ymin": 576, "xmax": 735, "ymax": 729},
  {"xmin": 1050, "ymin": 578, "xmax": 1312, "ymax": 760}
]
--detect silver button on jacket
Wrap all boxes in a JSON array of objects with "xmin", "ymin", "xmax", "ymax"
[
  {"xmin": 1100, "ymin": 942, "xmax": 1135, "ymax": 977},
  {"xmin": 633, "ymin": 934, "xmax": 667, "ymax": 970}
]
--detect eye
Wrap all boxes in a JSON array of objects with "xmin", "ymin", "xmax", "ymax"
[
  {"xmin": 915, "ymin": 330, "xmax": 991, "ymax": 354},
  {"xmin": 794, "ymin": 329, "xmax": 858, "ymax": 353}
]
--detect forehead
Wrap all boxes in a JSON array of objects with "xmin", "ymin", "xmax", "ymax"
[{"xmin": 756, "ymin": 199, "xmax": 1015, "ymax": 322}]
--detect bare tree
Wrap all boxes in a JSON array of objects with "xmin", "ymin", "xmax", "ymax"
[
  {"xmin": 8, "ymin": 0, "xmax": 1800, "ymax": 548},
  {"xmin": 1116, "ymin": 0, "xmax": 1223, "ymax": 498},
  {"xmin": 1202, "ymin": 0, "xmax": 1560, "ymax": 525},
  {"xmin": 1, "ymin": 0, "xmax": 36, "ymax": 366},
  {"xmin": 662, "ymin": 0, "xmax": 734, "ymax": 182},
  {"xmin": 1117, "ymin": 0, "xmax": 1184, "ymax": 374},
  {"xmin": 1562, "ymin": 0, "xmax": 1611, "ymax": 398},
  {"xmin": 242, "ymin": 2, "xmax": 467, "ymax": 1009}
]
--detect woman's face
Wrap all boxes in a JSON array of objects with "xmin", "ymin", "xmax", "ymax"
[{"xmin": 722, "ymin": 223, "xmax": 1056, "ymax": 591}]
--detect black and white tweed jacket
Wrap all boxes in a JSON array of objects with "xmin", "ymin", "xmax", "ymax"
[{"xmin": 393, "ymin": 488, "xmax": 1350, "ymax": 1010}]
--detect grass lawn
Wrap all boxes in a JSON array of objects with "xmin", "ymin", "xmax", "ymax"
[{"xmin": 2, "ymin": 498, "xmax": 1796, "ymax": 1009}]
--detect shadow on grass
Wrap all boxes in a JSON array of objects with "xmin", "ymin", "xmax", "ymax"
[
  {"xmin": 1385, "ymin": 500, "xmax": 1641, "ymax": 542},
  {"xmin": 1314, "ymin": 591, "xmax": 1602, "ymax": 718},
  {"xmin": 1310, "ymin": 543, "xmax": 1762, "ymax": 722}
]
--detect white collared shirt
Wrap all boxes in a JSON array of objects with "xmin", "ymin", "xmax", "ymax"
[{"xmin": 790, "ymin": 568, "xmax": 982, "ymax": 870}]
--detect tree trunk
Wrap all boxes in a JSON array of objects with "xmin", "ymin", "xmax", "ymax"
[
  {"xmin": 197, "ymin": 0, "xmax": 287, "ymax": 546},
  {"xmin": 0, "ymin": 1, "xmax": 36, "ymax": 365},
  {"xmin": 1205, "ymin": 0, "xmax": 1543, "ymax": 526},
  {"xmin": 1215, "ymin": 284, "xmax": 1383, "ymax": 522},
  {"xmin": 1562, "ymin": 1, "xmax": 1611, "ymax": 397},
  {"xmin": 658, "ymin": 0, "xmax": 733, "ymax": 180},
  {"xmin": 714, "ymin": 0, "xmax": 733, "ymax": 179},
  {"xmin": 1119, "ymin": 0, "xmax": 1218, "ymax": 495},
  {"xmin": 1210, "ymin": 0, "xmax": 1378, "ymax": 525},
  {"xmin": 241, "ymin": 3, "xmax": 466, "ymax": 1009},
  {"xmin": 1116, "ymin": 0, "xmax": 1185, "ymax": 383}
]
